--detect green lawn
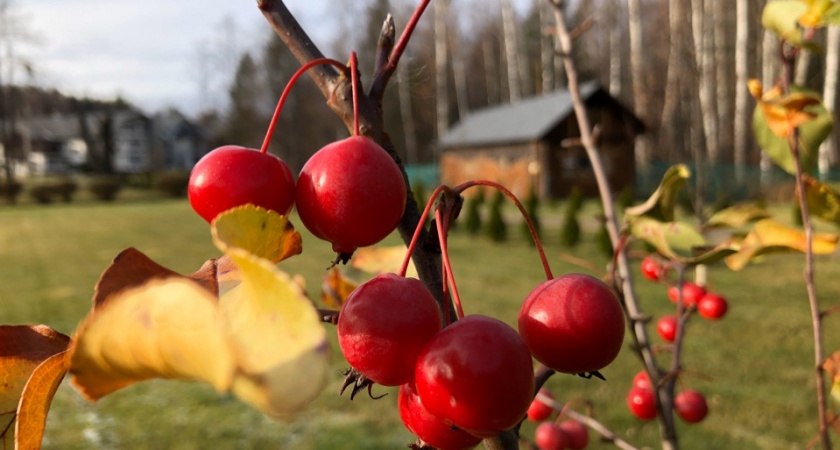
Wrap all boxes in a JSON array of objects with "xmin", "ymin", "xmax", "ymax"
[{"xmin": 1, "ymin": 198, "xmax": 839, "ymax": 449}]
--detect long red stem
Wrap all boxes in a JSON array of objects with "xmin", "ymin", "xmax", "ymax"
[
  {"xmin": 453, "ymin": 180, "xmax": 553, "ymax": 280},
  {"xmin": 349, "ymin": 52, "xmax": 360, "ymax": 136},
  {"xmin": 399, "ymin": 185, "xmax": 447, "ymax": 277},
  {"xmin": 436, "ymin": 207, "xmax": 465, "ymax": 319},
  {"xmin": 260, "ymin": 57, "xmax": 347, "ymax": 154}
]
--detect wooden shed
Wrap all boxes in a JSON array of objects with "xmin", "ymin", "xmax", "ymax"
[{"xmin": 438, "ymin": 82, "xmax": 644, "ymax": 199}]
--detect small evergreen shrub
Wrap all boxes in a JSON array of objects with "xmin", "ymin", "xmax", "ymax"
[
  {"xmin": 154, "ymin": 171, "xmax": 191, "ymax": 198},
  {"xmin": 484, "ymin": 190, "xmax": 507, "ymax": 242},
  {"xmin": 54, "ymin": 178, "xmax": 78, "ymax": 203},
  {"xmin": 463, "ymin": 195, "xmax": 482, "ymax": 235},
  {"xmin": 0, "ymin": 181, "xmax": 23, "ymax": 204},
  {"xmin": 89, "ymin": 176, "xmax": 123, "ymax": 202},
  {"xmin": 29, "ymin": 183, "xmax": 56, "ymax": 204},
  {"xmin": 559, "ymin": 186, "xmax": 584, "ymax": 248},
  {"xmin": 521, "ymin": 185, "xmax": 541, "ymax": 245}
]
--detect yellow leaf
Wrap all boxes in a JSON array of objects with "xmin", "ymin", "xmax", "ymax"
[
  {"xmin": 799, "ymin": 0, "xmax": 834, "ymax": 26},
  {"xmin": 68, "ymin": 278, "xmax": 235, "ymax": 400},
  {"xmin": 212, "ymin": 205, "xmax": 303, "ymax": 264},
  {"xmin": 321, "ymin": 268, "xmax": 358, "ymax": 309},
  {"xmin": 724, "ymin": 219, "xmax": 838, "ymax": 270},
  {"xmin": 0, "ymin": 325, "xmax": 70, "ymax": 449},
  {"xmin": 220, "ymin": 248, "xmax": 329, "ymax": 418},
  {"xmin": 351, "ymin": 245, "xmax": 418, "ymax": 278},
  {"xmin": 15, "ymin": 352, "xmax": 68, "ymax": 449},
  {"xmin": 748, "ymin": 79, "xmax": 764, "ymax": 99}
]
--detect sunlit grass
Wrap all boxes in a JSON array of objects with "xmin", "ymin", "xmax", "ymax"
[{"xmin": 1, "ymin": 198, "xmax": 838, "ymax": 449}]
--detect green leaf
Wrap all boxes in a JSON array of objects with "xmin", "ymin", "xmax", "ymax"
[
  {"xmin": 705, "ymin": 203, "xmax": 771, "ymax": 228},
  {"xmin": 625, "ymin": 164, "xmax": 691, "ymax": 222},
  {"xmin": 803, "ymin": 175, "xmax": 840, "ymax": 226},
  {"xmin": 629, "ymin": 217, "xmax": 707, "ymax": 260},
  {"xmin": 762, "ymin": 0, "xmax": 808, "ymax": 44},
  {"xmin": 753, "ymin": 99, "xmax": 834, "ymax": 175}
]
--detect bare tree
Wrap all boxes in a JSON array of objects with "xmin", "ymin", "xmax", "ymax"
[
  {"xmin": 397, "ymin": 51, "xmax": 419, "ymax": 164},
  {"xmin": 626, "ymin": 0, "xmax": 648, "ymax": 165},
  {"xmin": 608, "ymin": 0, "xmax": 623, "ymax": 97},
  {"xmin": 538, "ymin": 0, "xmax": 554, "ymax": 94},
  {"xmin": 795, "ymin": 49, "xmax": 812, "ymax": 86},
  {"xmin": 435, "ymin": 0, "xmax": 449, "ymax": 139},
  {"xmin": 819, "ymin": 26, "xmax": 839, "ymax": 176},
  {"xmin": 760, "ymin": 27, "xmax": 780, "ymax": 183},
  {"xmin": 692, "ymin": 0, "xmax": 719, "ymax": 163},
  {"xmin": 733, "ymin": 0, "xmax": 749, "ymax": 179},
  {"xmin": 714, "ymin": 0, "xmax": 732, "ymax": 157}
]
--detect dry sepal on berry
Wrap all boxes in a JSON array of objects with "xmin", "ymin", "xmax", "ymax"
[{"xmin": 518, "ymin": 273, "xmax": 625, "ymax": 374}]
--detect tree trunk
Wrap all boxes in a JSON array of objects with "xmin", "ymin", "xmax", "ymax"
[
  {"xmin": 539, "ymin": 0, "xmax": 554, "ymax": 94},
  {"xmin": 692, "ymin": 0, "xmax": 719, "ymax": 163},
  {"xmin": 397, "ymin": 56, "xmax": 419, "ymax": 164},
  {"xmin": 451, "ymin": 36, "xmax": 470, "ymax": 120},
  {"xmin": 501, "ymin": 0, "xmax": 521, "ymax": 102},
  {"xmin": 609, "ymin": 0, "xmax": 622, "ymax": 97},
  {"xmin": 627, "ymin": 0, "xmax": 649, "ymax": 166},
  {"xmin": 483, "ymin": 39, "xmax": 500, "ymax": 106},
  {"xmin": 434, "ymin": 0, "xmax": 449, "ymax": 141},
  {"xmin": 795, "ymin": 49, "xmax": 812, "ymax": 86},
  {"xmin": 714, "ymin": 0, "xmax": 732, "ymax": 159},
  {"xmin": 660, "ymin": 0, "xmax": 684, "ymax": 161},
  {"xmin": 760, "ymin": 28, "xmax": 780, "ymax": 186},
  {"xmin": 734, "ymin": 0, "xmax": 749, "ymax": 180},
  {"xmin": 819, "ymin": 26, "xmax": 839, "ymax": 176}
]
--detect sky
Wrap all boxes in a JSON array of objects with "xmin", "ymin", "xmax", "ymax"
[{"xmin": 13, "ymin": 1, "xmax": 534, "ymax": 118}]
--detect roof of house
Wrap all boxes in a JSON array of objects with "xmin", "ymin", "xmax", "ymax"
[{"xmin": 439, "ymin": 81, "xmax": 615, "ymax": 148}]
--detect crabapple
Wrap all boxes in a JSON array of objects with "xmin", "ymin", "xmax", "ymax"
[
  {"xmin": 188, "ymin": 146, "xmax": 295, "ymax": 223},
  {"xmin": 527, "ymin": 388, "xmax": 555, "ymax": 422},
  {"xmin": 697, "ymin": 293, "xmax": 728, "ymax": 320},
  {"xmin": 667, "ymin": 282, "xmax": 706, "ymax": 306},
  {"xmin": 641, "ymin": 255, "xmax": 666, "ymax": 281},
  {"xmin": 518, "ymin": 273, "xmax": 625, "ymax": 374},
  {"xmin": 398, "ymin": 381, "xmax": 482, "ymax": 450},
  {"xmin": 632, "ymin": 371, "xmax": 652, "ymax": 391},
  {"xmin": 296, "ymin": 135, "xmax": 407, "ymax": 255},
  {"xmin": 626, "ymin": 387, "xmax": 657, "ymax": 420},
  {"xmin": 337, "ymin": 273, "xmax": 441, "ymax": 386},
  {"xmin": 534, "ymin": 422, "xmax": 567, "ymax": 450},
  {"xmin": 558, "ymin": 419, "xmax": 589, "ymax": 450},
  {"xmin": 656, "ymin": 315, "xmax": 678, "ymax": 343},
  {"xmin": 675, "ymin": 390, "xmax": 709, "ymax": 423}
]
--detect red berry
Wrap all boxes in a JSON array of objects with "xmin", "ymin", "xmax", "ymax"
[
  {"xmin": 667, "ymin": 282, "xmax": 706, "ymax": 306},
  {"xmin": 697, "ymin": 293, "xmax": 728, "ymax": 320},
  {"xmin": 337, "ymin": 274, "xmax": 441, "ymax": 386},
  {"xmin": 675, "ymin": 390, "xmax": 708, "ymax": 423},
  {"xmin": 527, "ymin": 388, "xmax": 555, "ymax": 422},
  {"xmin": 656, "ymin": 315, "xmax": 678, "ymax": 342},
  {"xmin": 534, "ymin": 422, "xmax": 568, "ymax": 450},
  {"xmin": 414, "ymin": 315, "xmax": 535, "ymax": 437},
  {"xmin": 640, "ymin": 255, "xmax": 665, "ymax": 281},
  {"xmin": 518, "ymin": 274, "xmax": 625, "ymax": 374},
  {"xmin": 398, "ymin": 381, "xmax": 482, "ymax": 450},
  {"xmin": 188, "ymin": 146, "xmax": 295, "ymax": 223},
  {"xmin": 626, "ymin": 387, "xmax": 657, "ymax": 420},
  {"xmin": 632, "ymin": 371, "xmax": 652, "ymax": 391},
  {"xmin": 296, "ymin": 136, "xmax": 407, "ymax": 254},
  {"xmin": 558, "ymin": 419, "xmax": 589, "ymax": 450}
]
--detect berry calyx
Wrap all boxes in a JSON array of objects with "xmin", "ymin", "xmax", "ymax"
[
  {"xmin": 558, "ymin": 419, "xmax": 589, "ymax": 450},
  {"xmin": 296, "ymin": 135, "xmax": 407, "ymax": 255},
  {"xmin": 640, "ymin": 255, "xmax": 665, "ymax": 281},
  {"xmin": 626, "ymin": 387, "xmax": 657, "ymax": 420},
  {"xmin": 656, "ymin": 315, "xmax": 678, "ymax": 343},
  {"xmin": 337, "ymin": 273, "xmax": 441, "ymax": 386},
  {"xmin": 414, "ymin": 314, "xmax": 535, "ymax": 437},
  {"xmin": 527, "ymin": 388, "xmax": 555, "ymax": 422},
  {"xmin": 188, "ymin": 146, "xmax": 295, "ymax": 223},
  {"xmin": 674, "ymin": 389, "xmax": 709, "ymax": 423},
  {"xmin": 534, "ymin": 422, "xmax": 568, "ymax": 450},
  {"xmin": 697, "ymin": 293, "xmax": 728, "ymax": 320},
  {"xmin": 518, "ymin": 273, "xmax": 625, "ymax": 374},
  {"xmin": 398, "ymin": 381, "xmax": 482, "ymax": 450}
]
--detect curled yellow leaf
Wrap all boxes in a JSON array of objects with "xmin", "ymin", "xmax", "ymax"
[{"xmin": 212, "ymin": 205, "xmax": 303, "ymax": 264}]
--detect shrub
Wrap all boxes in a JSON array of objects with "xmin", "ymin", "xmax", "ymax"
[
  {"xmin": 559, "ymin": 186, "xmax": 583, "ymax": 248},
  {"xmin": 154, "ymin": 171, "xmax": 191, "ymax": 198},
  {"xmin": 484, "ymin": 190, "xmax": 507, "ymax": 242},
  {"xmin": 88, "ymin": 176, "xmax": 123, "ymax": 202},
  {"xmin": 54, "ymin": 178, "xmax": 78, "ymax": 203},
  {"xmin": 463, "ymin": 195, "xmax": 482, "ymax": 235},
  {"xmin": 28, "ymin": 183, "xmax": 56, "ymax": 204},
  {"xmin": 413, "ymin": 179, "xmax": 427, "ymax": 210},
  {"xmin": 0, "ymin": 181, "xmax": 23, "ymax": 204}
]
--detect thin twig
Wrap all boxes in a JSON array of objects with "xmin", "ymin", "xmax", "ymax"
[{"xmin": 536, "ymin": 393, "xmax": 640, "ymax": 450}]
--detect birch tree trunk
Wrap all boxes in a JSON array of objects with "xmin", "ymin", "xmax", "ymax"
[
  {"xmin": 435, "ymin": 0, "xmax": 449, "ymax": 140},
  {"xmin": 501, "ymin": 0, "xmax": 521, "ymax": 102},
  {"xmin": 760, "ymin": 28, "xmax": 780, "ymax": 185},
  {"xmin": 734, "ymin": 0, "xmax": 749, "ymax": 180},
  {"xmin": 692, "ymin": 0, "xmax": 719, "ymax": 163},
  {"xmin": 539, "ymin": 0, "xmax": 554, "ymax": 94},
  {"xmin": 714, "ymin": 0, "xmax": 732, "ymax": 158},
  {"xmin": 483, "ymin": 39, "xmax": 500, "ymax": 106},
  {"xmin": 818, "ymin": 26, "xmax": 839, "ymax": 176},
  {"xmin": 795, "ymin": 49, "xmax": 812, "ymax": 86},
  {"xmin": 660, "ymin": 0, "xmax": 686, "ymax": 161},
  {"xmin": 450, "ymin": 36, "xmax": 470, "ymax": 120},
  {"xmin": 627, "ymin": 0, "xmax": 649, "ymax": 166}
]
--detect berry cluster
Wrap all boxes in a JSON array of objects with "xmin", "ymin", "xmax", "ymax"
[
  {"xmin": 525, "ymin": 389, "xmax": 589, "ymax": 450},
  {"xmin": 625, "ymin": 371, "xmax": 709, "ymax": 424}
]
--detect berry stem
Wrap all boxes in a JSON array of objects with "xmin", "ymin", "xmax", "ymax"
[
  {"xmin": 399, "ymin": 185, "xmax": 447, "ymax": 278},
  {"xmin": 260, "ymin": 57, "xmax": 347, "ymax": 154},
  {"xmin": 453, "ymin": 180, "xmax": 553, "ymax": 280},
  {"xmin": 436, "ymin": 207, "xmax": 465, "ymax": 319},
  {"xmin": 349, "ymin": 52, "xmax": 361, "ymax": 137}
]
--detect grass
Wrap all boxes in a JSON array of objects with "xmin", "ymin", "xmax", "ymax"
[{"xmin": 1, "ymin": 198, "xmax": 840, "ymax": 449}]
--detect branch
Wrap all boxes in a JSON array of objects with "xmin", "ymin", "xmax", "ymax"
[{"xmin": 370, "ymin": 0, "xmax": 432, "ymax": 100}]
